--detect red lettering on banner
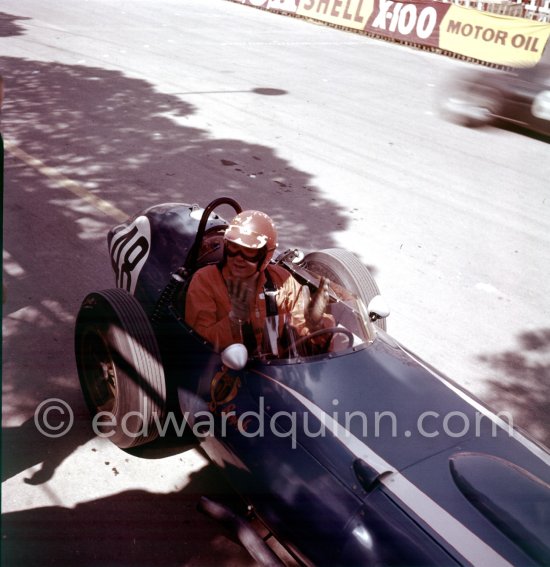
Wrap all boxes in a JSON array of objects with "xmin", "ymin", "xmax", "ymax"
[
  {"xmin": 354, "ymin": 0, "xmax": 365, "ymax": 22},
  {"xmin": 516, "ymin": 34, "xmax": 540, "ymax": 52},
  {"xmin": 446, "ymin": 21, "xmax": 541, "ymax": 52},
  {"xmin": 447, "ymin": 20, "xmax": 510, "ymax": 44},
  {"xmin": 343, "ymin": 0, "xmax": 354, "ymax": 20},
  {"xmin": 318, "ymin": 0, "xmax": 330, "ymax": 13},
  {"xmin": 300, "ymin": 0, "xmax": 365, "ymax": 21},
  {"xmin": 495, "ymin": 30, "xmax": 507, "ymax": 45}
]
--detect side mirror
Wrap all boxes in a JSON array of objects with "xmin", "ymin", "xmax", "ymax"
[
  {"xmin": 368, "ymin": 295, "xmax": 390, "ymax": 322},
  {"xmin": 221, "ymin": 343, "xmax": 248, "ymax": 371}
]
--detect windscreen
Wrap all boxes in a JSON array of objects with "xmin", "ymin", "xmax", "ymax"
[{"xmin": 255, "ymin": 294, "xmax": 374, "ymax": 361}]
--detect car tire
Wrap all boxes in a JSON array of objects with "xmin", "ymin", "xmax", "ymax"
[
  {"xmin": 299, "ymin": 248, "xmax": 386, "ymax": 331},
  {"xmin": 75, "ymin": 288, "xmax": 167, "ymax": 449}
]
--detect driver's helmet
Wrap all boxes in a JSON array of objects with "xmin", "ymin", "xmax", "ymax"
[{"xmin": 224, "ymin": 210, "xmax": 278, "ymax": 271}]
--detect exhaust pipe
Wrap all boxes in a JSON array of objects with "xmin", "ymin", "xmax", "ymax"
[{"xmin": 198, "ymin": 496, "xmax": 284, "ymax": 567}]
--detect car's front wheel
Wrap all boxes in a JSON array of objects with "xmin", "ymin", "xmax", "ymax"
[
  {"xmin": 300, "ymin": 248, "xmax": 387, "ymax": 331},
  {"xmin": 74, "ymin": 289, "xmax": 167, "ymax": 449}
]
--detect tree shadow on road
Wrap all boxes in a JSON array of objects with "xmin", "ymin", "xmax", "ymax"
[
  {"xmin": 0, "ymin": 12, "xmax": 30, "ymax": 37},
  {"xmin": 0, "ymin": 52, "xmax": 352, "ymax": 485},
  {"xmin": 1, "ymin": 462, "xmax": 258, "ymax": 567},
  {"xmin": 1, "ymin": 50, "xmax": 351, "ymax": 445},
  {"xmin": 477, "ymin": 328, "xmax": 550, "ymax": 448},
  {"xmin": 0, "ymin": 53, "xmax": 350, "ymax": 250},
  {"xmin": 1, "ymin": 412, "xmax": 94, "ymax": 484},
  {"xmin": 0, "ymin": 41, "xmax": 353, "ymax": 565}
]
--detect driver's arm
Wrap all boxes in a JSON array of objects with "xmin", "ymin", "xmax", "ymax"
[{"xmin": 272, "ymin": 268, "xmax": 334, "ymax": 338}]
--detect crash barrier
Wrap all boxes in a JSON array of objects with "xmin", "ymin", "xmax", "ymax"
[
  {"xmin": 445, "ymin": 0, "xmax": 550, "ymax": 21},
  {"xmin": 228, "ymin": 0, "xmax": 550, "ymax": 67},
  {"xmin": 446, "ymin": 0, "xmax": 524, "ymax": 18},
  {"xmin": 523, "ymin": 0, "xmax": 550, "ymax": 21}
]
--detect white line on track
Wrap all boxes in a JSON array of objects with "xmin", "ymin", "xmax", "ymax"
[{"xmin": 4, "ymin": 139, "xmax": 129, "ymax": 223}]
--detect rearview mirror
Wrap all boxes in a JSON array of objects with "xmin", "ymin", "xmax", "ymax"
[
  {"xmin": 221, "ymin": 343, "xmax": 248, "ymax": 370},
  {"xmin": 368, "ymin": 295, "xmax": 390, "ymax": 322}
]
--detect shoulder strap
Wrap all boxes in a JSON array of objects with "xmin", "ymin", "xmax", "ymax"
[{"xmin": 263, "ymin": 267, "xmax": 278, "ymax": 317}]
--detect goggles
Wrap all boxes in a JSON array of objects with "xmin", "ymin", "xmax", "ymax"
[{"xmin": 225, "ymin": 241, "xmax": 265, "ymax": 263}]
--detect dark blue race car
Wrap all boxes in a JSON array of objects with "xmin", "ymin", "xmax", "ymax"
[{"xmin": 75, "ymin": 197, "xmax": 550, "ymax": 566}]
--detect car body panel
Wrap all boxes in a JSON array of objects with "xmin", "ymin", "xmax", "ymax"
[{"xmin": 164, "ymin": 310, "xmax": 549, "ymax": 565}]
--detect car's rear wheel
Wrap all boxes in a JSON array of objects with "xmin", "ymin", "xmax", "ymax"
[
  {"xmin": 299, "ymin": 248, "xmax": 386, "ymax": 331},
  {"xmin": 75, "ymin": 289, "xmax": 167, "ymax": 449}
]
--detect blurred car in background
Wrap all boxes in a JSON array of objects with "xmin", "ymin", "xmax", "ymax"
[{"xmin": 439, "ymin": 45, "xmax": 550, "ymax": 137}]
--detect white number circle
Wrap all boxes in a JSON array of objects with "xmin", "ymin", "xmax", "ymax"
[{"xmin": 532, "ymin": 90, "xmax": 550, "ymax": 120}]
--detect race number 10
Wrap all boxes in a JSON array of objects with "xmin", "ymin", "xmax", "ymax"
[{"xmin": 109, "ymin": 216, "xmax": 151, "ymax": 294}]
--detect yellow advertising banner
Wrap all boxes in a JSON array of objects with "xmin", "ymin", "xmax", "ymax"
[
  {"xmin": 297, "ymin": 0, "xmax": 375, "ymax": 30},
  {"xmin": 440, "ymin": 4, "xmax": 550, "ymax": 67},
  {"xmin": 240, "ymin": 0, "xmax": 550, "ymax": 67}
]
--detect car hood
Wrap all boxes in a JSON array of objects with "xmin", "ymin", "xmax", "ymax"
[
  {"xmin": 248, "ymin": 336, "xmax": 550, "ymax": 565},
  {"xmin": 248, "ymin": 333, "xmax": 549, "ymax": 478}
]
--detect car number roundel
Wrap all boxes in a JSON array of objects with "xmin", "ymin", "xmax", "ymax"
[
  {"xmin": 532, "ymin": 90, "xmax": 550, "ymax": 121},
  {"xmin": 109, "ymin": 215, "xmax": 151, "ymax": 295}
]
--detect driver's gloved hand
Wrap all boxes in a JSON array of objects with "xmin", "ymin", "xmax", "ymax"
[
  {"xmin": 227, "ymin": 276, "xmax": 258, "ymax": 322},
  {"xmin": 305, "ymin": 276, "xmax": 330, "ymax": 330}
]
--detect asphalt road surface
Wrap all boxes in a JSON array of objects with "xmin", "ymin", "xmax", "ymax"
[{"xmin": 2, "ymin": 1, "xmax": 549, "ymax": 565}]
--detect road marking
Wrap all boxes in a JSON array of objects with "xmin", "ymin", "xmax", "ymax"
[
  {"xmin": 475, "ymin": 282, "xmax": 504, "ymax": 296},
  {"xmin": 4, "ymin": 139, "xmax": 129, "ymax": 223}
]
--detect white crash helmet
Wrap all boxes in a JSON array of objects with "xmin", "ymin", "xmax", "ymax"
[{"xmin": 224, "ymin": 210, "xmax": 278, "ymax": 271}]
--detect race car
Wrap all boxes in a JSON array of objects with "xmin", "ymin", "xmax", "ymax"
[
  {"xmin": 439, "ymin": 45, "xmax": 550, "ymax": 137},
  {"xmin": 75, "ymin": 197, "xmax": 550, "ymax": 566}
]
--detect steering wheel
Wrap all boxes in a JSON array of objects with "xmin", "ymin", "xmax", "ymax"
[{"xmin": 292, "ymin": 327, "xmax": 354, "ymax": 353}]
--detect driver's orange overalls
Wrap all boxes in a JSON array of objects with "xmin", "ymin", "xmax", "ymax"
[{"xmin": 185, "ymin": 263, "xmax": 309, "ymax": 353}]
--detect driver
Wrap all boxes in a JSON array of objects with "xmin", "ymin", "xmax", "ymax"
[{"xmin": 185, "ymin": 209, "xmax": 332, "ymax": 354}]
